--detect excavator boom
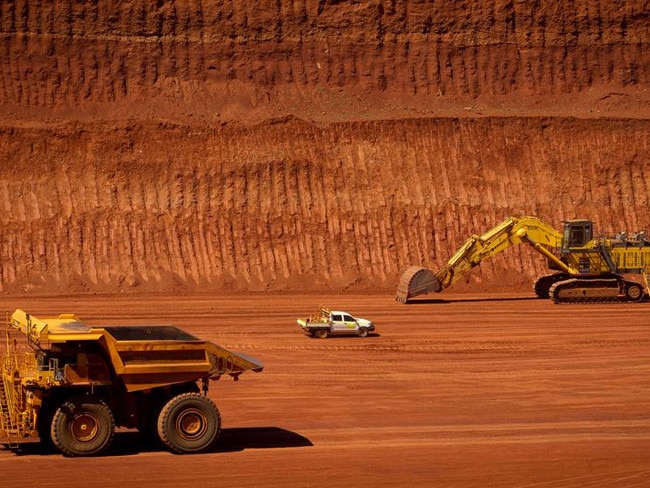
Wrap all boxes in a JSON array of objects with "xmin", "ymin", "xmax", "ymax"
[{"xmin": 395, "ymin": 216, "xmax": 569, "ymax": 303}]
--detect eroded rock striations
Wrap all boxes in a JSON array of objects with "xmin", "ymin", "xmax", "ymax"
[{"xmin": 1, "ymin": 1, "xmax": 649, "ymax": 294}]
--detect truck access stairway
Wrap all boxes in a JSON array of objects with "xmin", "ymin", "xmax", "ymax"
[{"xmin": 0, "ymin": 364, "xmax": 19, "ymax": 448}]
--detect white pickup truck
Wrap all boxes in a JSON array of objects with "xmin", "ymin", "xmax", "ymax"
[{"xmin": 297, "ymin": 308, "xmax": 375, "ymax": 338}]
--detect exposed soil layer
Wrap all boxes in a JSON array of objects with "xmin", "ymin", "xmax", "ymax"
[
  {"xmin": 1, "ymin": 293, "xmax": 649, "ymax": 487},
  {"xmin": 3, "ymin": 1, "xmax": 650, "ymax": 121},
  {"xmin": 2, "ymin": 117, "xmax": 650, "ymax": 295},
  {"xmin": 1, "ymin": 1, "xmax": 650, "ymax": 295}
]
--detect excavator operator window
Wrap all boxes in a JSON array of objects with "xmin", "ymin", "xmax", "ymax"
[{"xmin": 563, "ymin": 221, "xmax": 593, "ymax": 248}]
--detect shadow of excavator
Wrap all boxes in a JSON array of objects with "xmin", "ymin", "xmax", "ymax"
[{"xmin": 405, "ymin": 295, "xmax": 539, "ymax": 304}]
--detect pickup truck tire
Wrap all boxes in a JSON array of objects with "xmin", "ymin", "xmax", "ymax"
[
  {"xmin": 158, "ymin": 393, "xmax": 221, "ymax": 454},
  {"xmin": 50, "ymin": 397, "xmax": 115, "ymax": 457},
  {"xmin": 358, "ymin": 328, "xmax": 369, "ymax": 337},
  {"xmin": 315, "ymin": 329, "xmax": 329, "ymax": 339}
]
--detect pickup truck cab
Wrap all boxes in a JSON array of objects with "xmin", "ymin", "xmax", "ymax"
[{"xmin": 297, "ymin": 308, "xmax": 375, "ymax": 338}]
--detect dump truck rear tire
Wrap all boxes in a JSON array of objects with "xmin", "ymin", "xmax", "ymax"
[
  {"xmin": 157, "ymin": 393, "xmax": 221, "ymax": 454},
  {"xmin": 50, "ymin": 397, "xmax": 115, "ymax": 457}
]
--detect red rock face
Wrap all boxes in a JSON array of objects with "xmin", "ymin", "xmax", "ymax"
[{"xmin": 1, "ymin": 1, "xmax": 649, "ymax": 294}]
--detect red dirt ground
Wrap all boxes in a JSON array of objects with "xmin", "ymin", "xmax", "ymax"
[{"xmin": 2, "ymin": 293, "xmax": 650, "ymax": 487}]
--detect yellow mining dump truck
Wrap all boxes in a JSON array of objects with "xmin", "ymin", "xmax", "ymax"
[{"xmin": 0, "ymin": 309, "xmax": 263, "ymax": 456}]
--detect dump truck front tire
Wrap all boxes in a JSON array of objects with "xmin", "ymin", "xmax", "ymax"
[
  {"xmin": 50, "ymin": 397, "xmax": 115, "ymax": 457},
  {"xmin": 157, "ymin": 393, "xmax": 221, "ymax": 454}
]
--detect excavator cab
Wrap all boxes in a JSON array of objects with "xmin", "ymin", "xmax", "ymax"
[{"xmin": 562, "ymin": 219, "xmax": 593, "ymax": 249}]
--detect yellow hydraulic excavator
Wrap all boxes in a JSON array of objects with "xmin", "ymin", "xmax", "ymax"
[{"xmin": 396, "ymin": 216, "xmax": 650, "ymax": 304}]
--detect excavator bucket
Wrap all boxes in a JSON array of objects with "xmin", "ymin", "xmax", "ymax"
[{"xmin": 395, "ymin": 266, "xmax": 442, "ymax": 303}]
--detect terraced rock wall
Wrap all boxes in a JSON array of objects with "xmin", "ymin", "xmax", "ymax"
[
  {"xmin": 3, "ymin": 1, "xmax": 649, "ymax": 118},
  {"xmin": 2, "ymin": 117, "xmax": 649, "ymax": 294},
  {"xmin": 1, "ymin": 1, "xmax": 649, "ymax": 294}
]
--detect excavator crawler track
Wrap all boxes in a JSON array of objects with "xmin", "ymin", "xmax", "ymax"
[
  {"xmin": 532, "ymin": 273, "xmax": 572, "ymax": 299},
  {"xmin": 549, "ymin": 277, "xmax": 645, "ymax": 304}
]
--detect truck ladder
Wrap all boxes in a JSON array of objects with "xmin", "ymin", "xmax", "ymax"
[
  {"xmin": 0, "ymin": 371, "xmax": 20, "ymax": 448},
  {"xmin": 1, "ymin": 318, "xmax": 21, "ymax": 448}
]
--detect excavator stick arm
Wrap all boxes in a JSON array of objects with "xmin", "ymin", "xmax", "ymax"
[{"xmin": 396, "ymin": 216, "xmax": 566, "ymax": 302}]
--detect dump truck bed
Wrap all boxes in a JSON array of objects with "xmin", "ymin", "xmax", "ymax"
[
  {"xmin": 97, "ymin": 325, "xmax": 263, "ymax": 391},
  {"xmin": 4, "ymin": 310, "xmax": 263, "ymax": 392}
]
